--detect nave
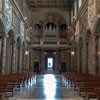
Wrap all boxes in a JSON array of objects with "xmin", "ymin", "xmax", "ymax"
[{"xmin": 9, "ymin": 74, "xmax": 83, "ymax": 100}]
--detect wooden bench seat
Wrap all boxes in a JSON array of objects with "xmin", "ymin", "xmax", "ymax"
[
  {"xmin": 63, "ymin": 72, "xmax": 100, "ymax": 100},
  {"xmin": 0, "ymin": 72, "xmax": 35, "ymax": 99}
]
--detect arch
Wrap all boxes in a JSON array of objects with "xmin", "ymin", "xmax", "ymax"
[
  {"xmin": 0, "ymin": 19, "xmax": 5, "ymax": 37},
  {"xmin": 60, "ymin": 24, "xmax": 67, "ymax": 31},
  {"xmin": 77, "ymin": 36, "xmax": 83, "ymax": 73},
  {"xmin": 16, "ymin": 37, "xmax": 21, "ymax": 73},
  {"xmin": 83, "ymin": 29, "xmax": 91, "ymax": 42},
  {"xmin": 78, "ymin": 36, "xmax": 83, "ymax": 46},
  {"xmin": 8, "ymin": 30, "xmax": 15, "ymax": 43},
  {"xmin": 33, "ymin": 12, "xmax": 67, "ymax": 27},
  {"xmin": 17, "ymin": 37, "xmax": 21, "ymax": 46},
  {"xmin": 6, "ymin": 30, "xmax": 15, "ymax": 74},
  {"xmin": 73, "ymin": 41, "xmax": 78, "ymax": 50},
  {"xmin": 22, "ymin": 41, "xmax": 25, "ymax": 48},
  {"xmin": 0, "ymin": 19, "xmax": 5, "ymax": 74},
  {"xmin": 0, "ymin": 19, "xmax": 4, "ymax": 33},
  {"xmin": 32, "ymin": 10, "xmax": 68, "ymax": 25},
  {"xmin": 22, "ymin": 41, "xmax": 25, "ymax": 72}
]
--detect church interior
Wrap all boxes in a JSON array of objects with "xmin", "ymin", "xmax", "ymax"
[{"xmin": 0, "ymin": 0, "xmax": 100, "ymax": 100}]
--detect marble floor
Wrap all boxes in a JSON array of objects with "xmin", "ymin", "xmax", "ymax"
[{"xmin": 9, "ymin": 74, "xmax": 84, "ymax": 100}]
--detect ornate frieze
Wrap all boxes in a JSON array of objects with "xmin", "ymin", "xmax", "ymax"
[
  {"xmin": 12, "ymin": 11, "xmax": 20, "ymax": 33},
  {"xmin": 20, "ymin": 21, "xmax": 24, "ymax": 41},
  {"xmin": 0, "ymin": 0, "xmax": 2, "ymax": 18},
  {"xmin": 96, "ymin": 0, "xmax": 100, "ymax": 13},
  {"xmin": 4, "ymin": 0, "xmax": 12, "ymax": 32},
  {"xmin": 88, "ymin": 0, "xmax": 97, "ymax": 28}
]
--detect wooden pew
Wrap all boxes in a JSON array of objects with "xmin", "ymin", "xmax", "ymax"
[
  {"xmin": 82, "ymin": 82, "xmax": 100, "ymax": 100},
  {"xmin": 63, "ymin": 72, "xmax": 100, "ymax": 100},
  {"xmin": 94, "ymin": 88, "xmax": 100, "ymax": 100},
  {"xmin": 0, "ymin": 72, "xmax": 35, "ymax": 99}
]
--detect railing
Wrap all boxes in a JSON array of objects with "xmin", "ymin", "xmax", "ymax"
[{"xmin": 33, "ymin": 38, "xmax": 68, "ymax": 45}]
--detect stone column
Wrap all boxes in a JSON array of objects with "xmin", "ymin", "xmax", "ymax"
[
  {"xmin": 1, "ymin": 36, "xmax": 6, "ymax": 75},
  {"xmin": 42, "ymin": 49, "xmax": 45, "ymax": 71},
  {"xmin": 27, "ymin": 52, "xmax": 30, "ymax": 71},
  {"xmin": 70, "ymin": 50, "xmax": 72, "ymax": 72},
  {"xmin": 93, "ymin": 36, "xmax": 97, "ymax": 75},
  {"xmin": 68, "ymin": 50, "xmax": 70, "ymax": 72},
  {"xmin": 74, "ymin": 49, "xmax": 77, "ymax": 72},
  {"xmin": 19, "ymin": 46, "xmax": 23, "ymax": 73},
  {"xmin": 55, "ymin": 50, "xmax": 58, "ymax": 72},
  {"xmin": 24, "ymin": 52, "xmax": 27, "ymax": 72},
  {"xmin": 66, "ymin": 50, "xmax": 70, "ymax": 72},
  {"xmin": 5, "ymin": 37, "xmax": 10, "ymax": 74},
  {"xmin": 25, "ymin": 50, "xmax": 29, "ymax": 72},
  {"xmin": 57, "ymin": 50, "xmax": 60, "ymax": 72},
  {"xmin": 23, "ymin": 49, "xmax": 26, "ymax": 72},
  {"xmin": 14, "ymin": 43, "xmax": 17, "ymax": 73},
  {"xmin": 69, "ymin": 51, "xmax": 71, "ymax": 72},
  {"xmin": 77, "ymin": 46, "xmax": 80, "ymax": 73},
  {"xmin": 70, "ymin": 50, "xmax": 75, "ymax": 72},
  {"xmin": 28, "ymin": 51, "xmax": 31, "ymax": 72},
  {"xmin": 83, "ymin": 42, "xmax": 88, "ymax": 73},
  {"xmin": 17, "ymin": 46, "xmax": 20, "ymax": 73},
  {"xmin": 39, "ymin": 50, "xmax": 42, "ymax": 72},
  {"xmin": 30, "ymin": 50, "xmax": 34, "ymax": 72},
  {"xmin": 29, "ymin": 50, "xmax": 33, "ymax": 72},
  {"xmin": 22, "ymin": 48, "xmax": 24, "ymax": 72},
  {"xmin": 56, "ymin": 24, "xmax": 59, "ymax": 41},
  {"xmin": 12, "ymin": 42, "xmax": 16, "ymax": 73}
]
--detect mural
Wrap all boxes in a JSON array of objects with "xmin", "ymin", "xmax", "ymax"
[
  {"xmin": 88, "ymin": 0, "xmax": 96, "ymax": 27},
  {"xmin": 96, "ymin": 0, "xmax": 100, "ymax": 13},
  {"xmin": 0, "ymin": 0, "xmax": 2, "ymax": 14},
  {"xmin": 4, "ymin": 0, "xmax": 12, "ymax": 31},
  {"xmin": 20, "ymin": 21, "xmax": 24, "ymax": 40}
]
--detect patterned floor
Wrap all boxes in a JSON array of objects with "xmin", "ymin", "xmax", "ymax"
[{"xmin": 9, "ymin": 74, "xmax": 84, "ymax": 100}]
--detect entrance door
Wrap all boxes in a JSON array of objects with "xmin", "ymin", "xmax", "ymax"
[
  {"xmin": 47, "ymin": 57, "xmax": 53, "ymax": 69},
  {"xmin": 45, "ymin": 56, "xmax": 55, "ymax": 70}
]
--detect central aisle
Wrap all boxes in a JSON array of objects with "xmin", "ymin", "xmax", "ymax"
[
  {"xmin": 29, "ymin": 74, "xmax": 63, "ymax": 98},
  {"xmin": 9, "ymin": 74, "xmax": 83, "ymax": 100}
]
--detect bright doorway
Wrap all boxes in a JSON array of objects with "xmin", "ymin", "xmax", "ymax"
[{"xmin": 47, "ymin": 57, "xmax": 53, "ymax": 69}]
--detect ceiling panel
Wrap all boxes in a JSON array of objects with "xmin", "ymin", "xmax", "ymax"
[{"xmin": 27, "ymin": 0, "xmax": 73, "ymax": 10}]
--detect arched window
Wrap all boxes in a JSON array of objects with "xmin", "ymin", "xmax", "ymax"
[
  {"xmin": 60, "ymin": 24, "xmax": 67, "ymax": 33},
  {"xmin": 34, "ymin": 24, "xmax": 41, "ymax": 35}
]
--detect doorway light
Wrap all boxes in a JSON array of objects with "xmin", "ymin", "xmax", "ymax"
[
  {"xmin": 71, "ymin": 51, "xmax": 75, "ymax": 56},
  {"xmin": 25, "ymin": 50, "xmax": 29, "ymax": 55}
]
